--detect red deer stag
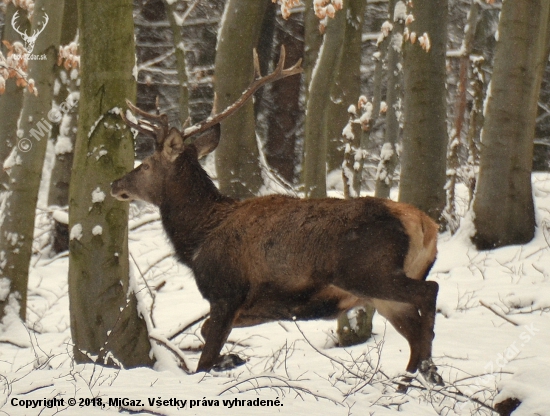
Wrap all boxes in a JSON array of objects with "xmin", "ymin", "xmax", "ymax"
[{"xmin": 111, "ymin": 47, "xmax": 442, "ymax": 385}]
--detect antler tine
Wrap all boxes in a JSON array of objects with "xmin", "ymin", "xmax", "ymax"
[
  {"xmin": 120, "ymin": 108, "xmax": 156, "ymax": 137},
  {"xmin": 253, "ymin": 48, "xmax": 262, "ymax": 79},
  {"xmin": 121, "ymin": 99, "xmax": 169, "ymax": 144},
  {"xmin": 125, "ymin": 99, "xmax": 168, "ymax": 125},
  {"xmin": 183, "ymin": 45, "xmax": 302, "ymax": 139}
]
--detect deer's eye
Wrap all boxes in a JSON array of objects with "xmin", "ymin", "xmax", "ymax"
[{"xmin": 142, "ymin": 164, "xmax": 150, "ymax": 170}]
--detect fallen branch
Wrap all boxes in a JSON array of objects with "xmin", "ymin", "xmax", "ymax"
[
  {"xmin": 149, "ymin": 334, "xmax": 192, "ymax": 374},
  {"xmin": 479, "ymin": 300, "xmax": 519, "ymax": 326}
]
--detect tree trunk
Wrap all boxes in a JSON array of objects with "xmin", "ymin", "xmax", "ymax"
[
  {"xmin": 214, "ymin": 0, "xmax": 267, "ymax": 199},
  {"xmin": 326, "ymin": 0, "xmax": 366, "ymax": 173},
  {"xmin": 472, "ymin": 0, "xmax": 550, "ymax": 249},
  {"xmin": 163, "ymin": 0, "xmax": 189, "ymax": 126},
  {"xmin": 375, "ymin": 0, "xmax": 404, "ymax": 199},
  {"xmin": 69, "ymin": 0, "xmax": 153, "ymax": 368},
  {"xmin": 264, "ymin": 13, "xmax": 303, "ymax": 184},
  {"xmin": 303, "ymin": 0, "xmax": 323, "ymax": 100},
  {"xmin": 399, "ymin": 0, "xmax": 448, "ymax": 220},
  {"xmin": 0, "ymin": 4, "xmax": 28, "ymax": 190},
  {"xmin": 0, "ymin": 0, "xmax": 64, "ymax": 322},
  {"xmin": 303, "ymin": 1, "xmax": 347, "ymax": 198},
  {"xmin": 47, "ymin": 0, "xmax": 78, "ymax": 205}
]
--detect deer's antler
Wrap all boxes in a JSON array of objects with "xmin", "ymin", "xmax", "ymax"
[
  {"xmin": 182, "ymin": 45, "xmax": 302, "ymax": 139},
  {"xmin": 121, "ymin": 45, "xmax": 302, "ymax": 148}
]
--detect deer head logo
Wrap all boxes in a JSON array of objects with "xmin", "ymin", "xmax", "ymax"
[{"xmin": 11, "ymin": 10, "xmax": 49, "ymax": 54}]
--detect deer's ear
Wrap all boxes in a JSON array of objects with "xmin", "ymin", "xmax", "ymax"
[
  {"xmin": 163, "ymin": 128, "xmax": 185, "ymax": 161},
  {"xmin": 193, "ymin": 124, "xmax": 221, "ymax": 159}
]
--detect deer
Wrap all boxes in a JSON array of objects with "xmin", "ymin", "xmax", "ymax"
[{"xmin": 111, "ymin": 46, "xmax": 443, "ymax": 386}]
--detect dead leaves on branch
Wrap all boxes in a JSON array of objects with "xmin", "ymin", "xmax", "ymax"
[{"xmin": 0, "ymin": 40, "xmax": 36, "ymax": 95}]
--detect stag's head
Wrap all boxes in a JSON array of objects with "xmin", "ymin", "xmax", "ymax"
[
  {"xmin": 110, "ymin": 46, "xmax": 302, "ymax": 206},
  {"xmin": 110, "ymin": 116, "xmax": 221, "ymax": 205},
  {"xmin": 11, "ymin": 11, "xmax": 49, "ymax": 54}
]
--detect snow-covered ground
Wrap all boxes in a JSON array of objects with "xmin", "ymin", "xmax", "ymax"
[{"xmin": 1, "ymin": 173, "xmax": 550, "ymax": 416}]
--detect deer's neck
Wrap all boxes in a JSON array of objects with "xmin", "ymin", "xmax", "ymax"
[{"xmin": 160, "ymin": 160, "xmax": 233, "ymax": 265}]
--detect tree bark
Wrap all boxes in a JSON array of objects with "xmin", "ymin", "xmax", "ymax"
[
  {"xmin": 48, "ymin": 0, "xmax": 78, "ymax": 209},
  {"xmin": 0, "ymin": 4, "xmax": 28, "ymax": 190},
  {"xmin": 69, "ymin": 0, "xmax": 153, "ymax": 368},
  {"xmin": 264, "ymin": 13, "xmax": 303, "ymax": 184},
  {"xmin": 399, "ymin": 0, "xmax": 448, "ymax": 220},
  {"xmin": 0, "ymin": 0, "xmax": 64, "ymax": 322},
  {"xmin": 375, "ymin": 0, "xmax": 404, "ymax": 199},
  {"xmin": 164, "ymin": 0, "xmax": 189, "ymax": 126},
  {"xmin": 303, "ymin": 0, "xmax": 347, "ymax": 198},
  {"xmin": 472, "ymin": 0, "xmax": 550, "ymax": 249},
  {"xmin": 326, "ymin": 0, "xmax": 366, "ymax": 173},
  {"xmin": 214, "ymin": 0, "xmax": 267, "ymax": 199}
]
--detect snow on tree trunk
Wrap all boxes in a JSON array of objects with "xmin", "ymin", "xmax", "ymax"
[
  {"xmin": 375, "ymin": 0, "xmax": 404, "ymax": 199},
  {"xmin": 303, "ymin": 0, "xmax": 347, "ymax": 198},
  {"xmin": 399, "ymin": 0, "xmax": 448, "ymax": 220},
  {"xmin": 0, "ymin": 4, "xmax": 28, "ymax": 191},
  {"xmin": 325, "ymin": 0, "xmax": 365, "ymax": 173},
  {"xmin": 472, "ymin": 0, "xmax": 550, "ymax": 250},
  {"xmin": 163, "ymin": 0, "xmax": 190, "ymax": 126},
  {"xmin": 0, "ymin": 0, "xmax": 65, "ymax": 323},
  {"xmin": 69, "ymin": 0, "xmax": 153, "ymax": 368},
  {"xmin": 47, "ymin": 0, "xmax": 79, "ymax": 254},
  {"xmin": 214, "ymin": 0, "xmax": 267, "ymax": 199}
]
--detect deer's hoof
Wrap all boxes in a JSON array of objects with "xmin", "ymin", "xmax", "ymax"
[
  {"xmin": 212, "ymin": 354, "xmax": 247, "ymax": 371},
  {"xmin": 419, "ymin": 359, "xmax": 444, "ymax": 386}
]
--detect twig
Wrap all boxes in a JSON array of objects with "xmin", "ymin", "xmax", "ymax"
[
  {"xmin": 149, "ymin": 334, "xmax": 191, "ymax": 374},
  {"xmin": 167, "ymin": 312, "xmax": 209, "ymax": 341},
  {"xmin": 479, "ymin": 300, "xmax": 519, "ymax": 326}
]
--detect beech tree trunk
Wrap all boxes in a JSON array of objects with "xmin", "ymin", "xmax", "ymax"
[
  {"xmin": 214, "ymin": 0, "xmax": 267, "ymax": 199},
  {"xmin": 326, "ymin": 0, "xmax": 366, "ymax": 173},
  {"xmin": 303, "ymin": 0, "xmax": 347, "ymax": 198},
  {"xmin": 472, "ymin": 0, "xmax": 550, "ymax": 249},
  {"xmin": 398, "ymin": 0, "xmax": 448, "ymax": 220},
  {"xmin": 0, "ymin": 0, "xmax": 64, "ymax": 322},
  {"xmin": 69, "ymin": 0, "xmax": 153, "ymax": 368},
  {"xmin": 0, "ymin": 4, "xmax": 28, "ymax": 190}
]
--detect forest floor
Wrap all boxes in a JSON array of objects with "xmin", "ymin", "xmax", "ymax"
[{"xmin": 1, "ymin": 173, "xmax": 550, "ymax": 416}]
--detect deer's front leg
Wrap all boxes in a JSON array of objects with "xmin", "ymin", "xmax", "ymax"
[{"xmin": 196, "ymin": 300, "xmax": 239, "ymax": 372}]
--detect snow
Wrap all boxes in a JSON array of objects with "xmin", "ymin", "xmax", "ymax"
[
  {"xmin": 393, "ymin": 1, "xmax": 407, "ymax": 22},
  {"xmin": 52, "ymin": 210, "xmax": 69, "ymax": 225},
  {"xmin": 69, "ymin": 223, "xmax": 82, "ymax": 240},
  {"xmin": 54, "ymin": 134, "xmax": 73, "ymax": 155},
  {"xmin": 91, "ymin": 187, "xmax": 106, "ymax": 203},
  {"xmin": 92, "ymin": 225, "xmax": 103, "ymax": 236},
  {"xmin": 1, "ymin": 174, "xmax": 550, "ymax": 415}
]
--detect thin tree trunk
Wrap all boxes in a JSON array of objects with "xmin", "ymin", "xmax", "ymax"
[
  {"xmin": 472, "ymin": 0, "xmax": 550, "ymax": 249},
  {"xmin": 164, "ymin": 0, "xmax": 189, "ymax": 126},
  {"xmin": 303, "ymin": 0, "xmax": 323, "ymax": 100},
  {"xmin": 214, "ymin": 0, "xmax": 267, "ymax": 199},
  {"xmin": 443, "ymin": 0, "xmax": 479, "ymax": 232},
  {"xmin": 69, "ymin": 0, "xmax": 153, "ymax": 368},
  {"xmin": 47, "ymin": 0, "xmax": 78, "ymax": 211},
  {"xmin": 0, "ymin": 0, "xmax": 64, "ymax": 322},
  {"xmin": 0, "ymin": 4, "xmax": 28, "ymax": 190},
  {"xmin": 326, "ymin": 0, "xmax": 366, "ymax": 173},
  {"xmin": 265, "ymin": 14, "xmax": 303, "ymax": 183},
  {"xmin": 399, "ymin": 0, "xmax": 448, "ymax": 220},
  {"xmin": 375, "ymin": 0, "xmax": 404, "ymax": 199},
  {"xmin": 303, "ymin": 0, "xmax": 347, "ymax": 198}
]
